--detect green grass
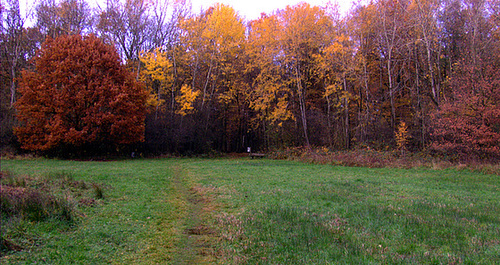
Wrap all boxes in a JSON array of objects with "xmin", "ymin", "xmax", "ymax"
[
  {"xmin": 1, "ymin": 159, "xmax": 193, "ymax": 264},
  {"xmin": 1, "ymin": 158, "xmax": 499, "ymax": 264}
]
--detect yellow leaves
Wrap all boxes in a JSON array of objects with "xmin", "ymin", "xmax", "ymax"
[
  {"xmin": 281, "ymin": 3, "xmax": 331, "ymax": 58},
  {"xmin": 323, "ymin": 34, "xmax": 354, "ymax": 63},
  {"xmin": 336, "ymin": 34, "xmax": 350, "ymax": 45},
  {"xmin": 269, "ymin": 97, "xmax": 295, "ymax": 126},
  {"xmin": 145, "ymin": 93, "xmax": 163, "ymax": 109},
  {"xmin": 203, "ymin": 3, "xmax": 245, "ymax": 51},
  {"xmin": 218, "ymin": 88, "xmax": 235, "ymax": 104},
  {"xmin": 247, "ymin": 3, "xmax": 336, "ymax": 132},
  {"xmin": 324, "ymin": 84, "xmax": 343, "ymax": 99},
  {"xmin": 139, "ymin": 48, "xmax": 174, "ymax": 110},
  {"xmin": 175, "ymin": 84, "xmax": 199, "ymax": 116},
  {"xmin": 140, "ymin": 48, "xmax": 172, "ymax": 84},
  {"xmin": 324, "ymin": 83, "xmax": 352, "ymax": 110},
  {"xmin": 249, "ymin": 81, "xmax": 294, "ymax": 127},
  {"xmin": 395, "ymin": 121, "xmax": 409, "ymax": 150}
]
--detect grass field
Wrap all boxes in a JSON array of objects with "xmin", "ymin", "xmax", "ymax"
[{"xmin": 1, "ymin": 158, "xmax": 499, "ymax": 264}]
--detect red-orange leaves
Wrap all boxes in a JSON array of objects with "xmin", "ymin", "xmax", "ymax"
[
  {"xmin": 430, "ymin": 59, "xmax": 500, "ymax": 160},
  {"xmin": 15, "ymin": 34, "xmax": 147, "ymax": 153}
]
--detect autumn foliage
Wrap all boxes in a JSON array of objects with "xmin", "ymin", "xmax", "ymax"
[
  {"xmin": 3, "ymin": 0, "xmax": 500, "ymax": 160},
  {"xmin": 15, "ymin": 34, "xmax": 147, "ymax": 153},
  {"xmin": 430, "ymin": 59, "xmax": 500, "ymax": 160}
]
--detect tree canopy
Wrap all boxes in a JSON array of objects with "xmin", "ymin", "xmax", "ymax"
[
  {"xmin": 15, "ymin": 34, "xmax": 147, "ymax": 154},
  {"xmin": 2, "ymin": 0, "xmax": 499, "ymax": 160}
]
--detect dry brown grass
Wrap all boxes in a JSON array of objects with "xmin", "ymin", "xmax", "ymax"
[
  {"xmin": 268, "ymin": 147, "xmax": 500, "ymax": 175},
  {"xmin": 0, "ymin": 170, "xmax": 107, "ymax": 255}
]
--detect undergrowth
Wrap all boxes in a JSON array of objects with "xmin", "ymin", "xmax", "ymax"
[
  {"xmin": 0, "ymin": 171, "xmax": 105, "ymax": 256},
  {"xmin": 269, "ymin": 147, "xmax": 500, "ymax": 175}
]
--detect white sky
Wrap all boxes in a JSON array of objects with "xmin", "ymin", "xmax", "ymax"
[
  {"xmin": 19, "ymin": 0, "xmax": 359, "ymax": 25},
  {"xmin": 189, "ymin": 0, "xmax": 355, "ymax": 20}
]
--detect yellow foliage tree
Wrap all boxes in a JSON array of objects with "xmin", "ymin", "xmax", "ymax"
[
  {"xmin": 247, "ymin": 13, "xmax": 293, "ymax": 135},
  {"xmin": 139, "ymin": 47, "xmax": 174, "ymax": 114},
  {"xmin": 395, "ymin": 121, "xmax": 409, "ymax": 152},
  {"xmin": 203, "ymin": 3, "xmax": 245, "ymax": 50},
  {"xmin": 281, "ymin": 3, "xmax": 332, "ymax": 148},
  {"xmin": 175, "ymin": 84, "xmax": 200, "ymax": 116},
  {"xmin": 179, "ymin": 3, "xmax": 245, "ymax": 108}
]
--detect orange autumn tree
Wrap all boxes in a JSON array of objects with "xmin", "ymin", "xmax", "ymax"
[{"xmin": 15, "ymin": 34, "xmax": 147, "ymax": 154}]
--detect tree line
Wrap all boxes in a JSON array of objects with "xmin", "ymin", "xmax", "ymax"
[{"xmin": 1, "ymin": 0, "xmax": 499, "ymax": 159}]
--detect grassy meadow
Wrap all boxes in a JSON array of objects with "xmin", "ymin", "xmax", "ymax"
[{"xmin": 1, "ymin": 158, "xmax": 499, "ymax": 264}]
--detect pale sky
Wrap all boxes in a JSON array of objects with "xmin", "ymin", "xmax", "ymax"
[
  {"xmin": 19, "ymin": 0, "xmax": 358, "ymax": 25},
  {"xmin": 189, "ymin": 0, "xmax": 355, "ymax": 20}
]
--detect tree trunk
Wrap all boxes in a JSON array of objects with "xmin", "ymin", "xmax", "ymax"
[
  {"xmin": 10, "ymin": 63, "xmax": 17, "ymax": 107},
  {"xmin": 326, "ymin": 92, "xmax": 333, "ymax": 147},
  {"xmin": 343, "ymin": 74, "xmax": 350, "ymax": 149},
  {"xmin": 363, "ymin": 61, "xmax": 370, "ymax": 143},
  {"xmin": 295, "ymin": 63, "xmax": 310, "ymax": 149},
  {"xmin": 387, "ymin": 58, "xmax": 396, "ymax": 130}
]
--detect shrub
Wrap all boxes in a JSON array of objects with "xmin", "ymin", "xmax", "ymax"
[{"xmin": 429, "ymin": 59, "xmax": 500, "ymax": 161}]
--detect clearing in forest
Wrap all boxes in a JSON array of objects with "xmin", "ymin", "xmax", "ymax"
[{"xmin": 1, "ymin": 158, "xmax": 499, "ymax": 264}]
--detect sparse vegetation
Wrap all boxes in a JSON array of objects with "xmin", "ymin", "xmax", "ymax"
[{"xmin": 0, "ymin": 170, "xmax": 106, "ymax": 257}]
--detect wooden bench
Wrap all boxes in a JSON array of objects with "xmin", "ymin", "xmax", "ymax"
[{"xmin": 250, "ymin": 153, "xmax": 266, "ymax": 159}]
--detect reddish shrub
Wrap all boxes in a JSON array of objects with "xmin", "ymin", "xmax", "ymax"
[{"xmin": 429, "ymin": 59, "xmax": 500, "ymax": 161}]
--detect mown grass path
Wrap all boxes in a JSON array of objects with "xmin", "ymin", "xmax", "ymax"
[
  {"xmin": 170, "ymin": 165, "xmax": 216, "ymax": 264},
  {"xmin": 1, "ymin": 158, "xmax": 499, "ymax": 264}
]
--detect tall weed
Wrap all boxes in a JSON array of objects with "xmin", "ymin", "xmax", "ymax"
[
  {"xmin": 0, "ymin": 170, "xmax": 103, "ymax": 255},
  {"xmin": 269, "ymin": 147, "xmax": 500, "ymax": 175}
]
